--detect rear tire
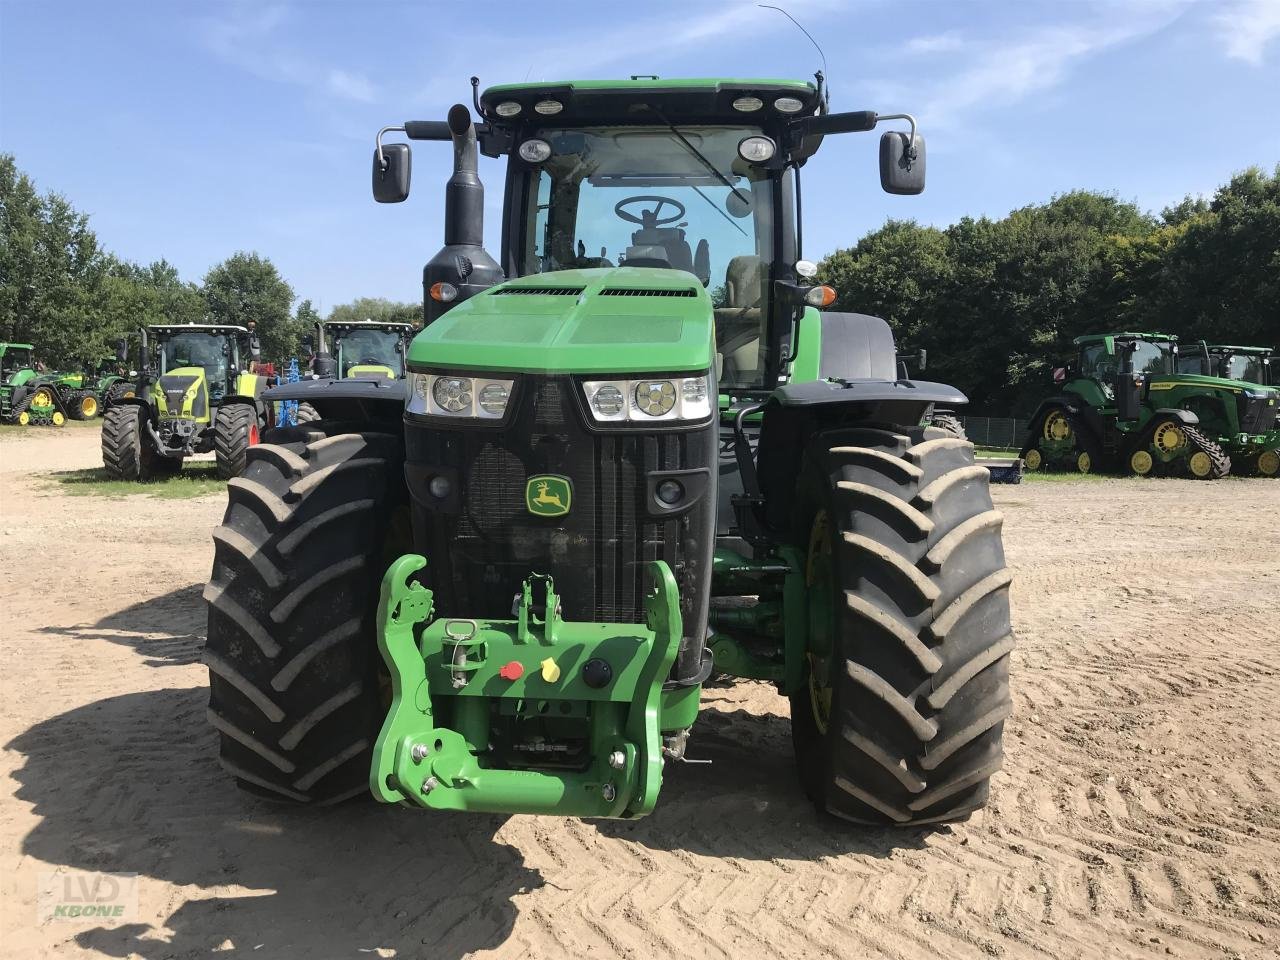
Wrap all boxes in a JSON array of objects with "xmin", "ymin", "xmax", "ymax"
[
  {"xmin": 928, "ymin": 412, "xmax": 966, "ymax": 441},
  {"xmin": 790, "ymin": 425, "xmax": 1013, "ymax": 825},
  {"xmin": 203, "ymin": 429, "xmax": 403, "ymax": 803},
  {"xmin": 214, "ymin": 404, "xmax": 259, "ymax": 479},
  {"xmin": 295, "ymin": 402, "xmax": 320, "ymax": 424},
  {"xmin": 68, "ymin": 391, "xmax": 98, "ymax": 420},
  {"xmin": 101, "ymin": 404, "xmax": 155, "ymax": 480}
]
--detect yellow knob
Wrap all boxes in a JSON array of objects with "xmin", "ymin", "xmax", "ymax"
[{"xmin": 540, "ymin": 657, "xmax": 561, "ymax": 683}]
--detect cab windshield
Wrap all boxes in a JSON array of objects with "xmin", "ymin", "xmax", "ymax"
[
  {"xmin": 1125, "ymin": 339, "xmax": 1175, "ymax": 375},
  {"xmin": 160, "ymin": 332, "xmax": 232, "ymax": 380},
  {"xmin": 336, "ymin": 329, "xmax": 403, "ymax": 376},
  {"xmin": 1221, "ymin": 354, "xmax": 1267, "ymax": 384},
  {"xmin": 522, "ymin": 125, "xmax": 776, "ymax": 387},
  {"xmin": 2, "ymin": 347, "xmax": 32, "ymax": 373}
]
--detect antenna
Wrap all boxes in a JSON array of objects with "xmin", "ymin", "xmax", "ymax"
[{"xmin": 757, "ymin": 4, "xmax": 828, "ymax": 78}]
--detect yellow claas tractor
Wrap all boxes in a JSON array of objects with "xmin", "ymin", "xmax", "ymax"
[{"xmin": 101, "ymin": 323, "xmax": 273, "ymax": 479}]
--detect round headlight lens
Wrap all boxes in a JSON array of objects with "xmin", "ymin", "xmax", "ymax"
[
  {"xmin": 634, "ymin": 380, "xmax": 676, "ymax": 417},
  {"xmin": 591, "ymin": 384, "xmax": 625, "ymax": 417},
  {"xmin": 518, "ymin": 139, "xmax": 552, "ymax": 163},
  {"xmin": 494, "ymin": 101, "xmax": 522, "ymax": 117},
  {"xmin": 477, "ymin": 382, "xmax": 510, "ymax": 416},
  {"xmin": 774, "ymin": 96, "xmax": 805, "ymax": 113},
  {"xmin": 732, "ymin": 96, "xmax": 763, "ymax": 112},
  {"xmin": 737, "ymin": 136, "xmax": 775, "ymax": 163},
  {"xmin": 533, "ymin": 99, "xmax": 563, "ymax": 115},
  {"xmin": 432, "ymin": 376, "xmax": 472, "ymax": 413}
]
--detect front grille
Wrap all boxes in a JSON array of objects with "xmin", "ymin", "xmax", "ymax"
[
  {"xmin": 408, "ymin": 376, "xmax": 714, "ymax": 627},
  {"xmin": 1238, "ymin": 395, "xmax": 1276, "ymax": 434},
  {"xmin": 599, "ymin": 287, "xmax": 697, "ymax": 298},
  {"xmin": 492, "ymin": 287, "xmax": 584, "ymax": 297}
]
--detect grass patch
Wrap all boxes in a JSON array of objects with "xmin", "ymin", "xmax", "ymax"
[
  {"xmin": 50, "ymin": 461, "xmax": 225, "ymax": 499},
  {"xmin": 1022, "ymin": 469, "xmax": 1115, "ymax": 483},
  {"xmin": 974, "ymin": 447, "xmax": 1019, "ymax": 460}
]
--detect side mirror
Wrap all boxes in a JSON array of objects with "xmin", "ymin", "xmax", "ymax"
[
  {"xmin": 373, "ymin": 143, "xmax": 411, "ymax": 203},
  {"xmin": 879, "ymin": 131, "xmax": 926, "ymax": 195},
  {"xmin": 114, "ymin": 338, "xmax": 128, "ymax": 362},
  {"xmin": 917, "ymin": 348, "xmax": 927, "ymax": 372}
]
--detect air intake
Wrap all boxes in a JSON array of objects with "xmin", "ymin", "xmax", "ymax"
[
  {"xmin": 493, "ymin": 287, "xmax": 585, "ymax": 296},
  {"xmin": 599, "ymin": 287, "xmax": 697, "ymax": 298}
]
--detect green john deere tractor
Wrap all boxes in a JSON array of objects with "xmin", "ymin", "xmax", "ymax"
[
  {"xmin": 203, "ymin": 77, "xmax": 1014, "ymax": 826},
  {"xmin": 2, "ymin": 343, "xmax": 63, "ymax": 425},
  {"xmin": 102, "ymin": 324, "xmax": 273, "ymax": 479},
  {"xmin": 1177, "ymin": 343, "xmax": 1279, "ymax": 475},
  {"xmin": 1021, "ymin": 332, "xmax": 1280, "ymax": 479}
]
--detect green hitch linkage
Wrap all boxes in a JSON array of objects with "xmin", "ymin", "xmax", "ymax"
[{"xmin": 370, "ymin": 555, "xmax": 684, "ymax": 818}]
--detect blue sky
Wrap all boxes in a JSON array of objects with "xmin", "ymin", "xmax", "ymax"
[{"xmin": 2, "ymin": 0, "xmax": 1278, "ymax": 313}]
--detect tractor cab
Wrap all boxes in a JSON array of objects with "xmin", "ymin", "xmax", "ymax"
[
  {"xmin": 1179, "ymin": 344, "xmax": 1275, "ymax": 386},
  {"xmin": 152, "ymin": 324, "xmax": 245, "ymax": 403},
  {"xmin": 1, "ymin": 343, "xmax": 35, "ymax": 383},
  {"xmin": 311, "ymin": 320, "xmax": 413, "ymax": 379}
]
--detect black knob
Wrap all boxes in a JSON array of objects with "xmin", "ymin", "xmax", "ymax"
[{"xmin": 582, "ymin": 658, "xmax": 613, "ymax": 689}]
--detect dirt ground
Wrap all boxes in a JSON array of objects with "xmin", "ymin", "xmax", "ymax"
[{"xmin": 1, "ymin": 428, "xmax": 1278, "ymax": 960}]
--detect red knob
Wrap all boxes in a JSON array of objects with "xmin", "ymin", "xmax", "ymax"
[{"xmin": 498, "ymin": 661, "xmax": 524, "ymax": 681}]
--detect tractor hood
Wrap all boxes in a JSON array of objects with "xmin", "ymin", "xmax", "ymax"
[
  {"xmin": 406, "ymin": 267, "xmax": 714, "ymax": 375},
  {"xmin": 1148, "ymin": 373, "xmax": 1278, "ymax": 395}
]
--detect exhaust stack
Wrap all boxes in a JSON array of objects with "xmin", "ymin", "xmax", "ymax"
[{"xmin": 423, "ymin": 104, "xmax": 503, "ymax": 324}]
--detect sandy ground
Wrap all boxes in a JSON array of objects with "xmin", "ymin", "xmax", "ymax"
[{"xmin": 1, "ymin": 427, "xmax": 1278, "ymax": 960}]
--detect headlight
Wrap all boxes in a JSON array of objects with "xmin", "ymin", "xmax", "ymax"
[
  {"xmin": 581, "ymin": 374, "xmax": 712, "ymax": 423},
  {"xmin": 407, "ymin": 373, "xmax": 514, "ymax": 419}
]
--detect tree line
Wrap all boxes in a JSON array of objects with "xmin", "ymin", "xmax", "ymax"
[
  {"xmin": 819, "ymin": 166, "xmax": 1280, "ymax": 415},
  {"xmin": 0, "ymin": 154, "xmax": 420, "ymax": 370}
]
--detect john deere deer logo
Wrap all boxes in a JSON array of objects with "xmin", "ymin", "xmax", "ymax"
[{"xmin": 526, "ymin": 475, "xmax": 572, "ymax": 517}]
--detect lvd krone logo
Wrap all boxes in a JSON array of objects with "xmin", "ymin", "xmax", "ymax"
[
  {"xmin": 38, "ymin": 870, "xmax": 138, "ymax": 922},
  {"xmin": 526, "ymin": 475, "xmax": 572, "ymax": 517}
]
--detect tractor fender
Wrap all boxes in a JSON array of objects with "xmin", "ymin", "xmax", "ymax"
[
  {"xmin": 1128, "ymin": 407, "xmax": 1200, "ymax": 447},
  {"xmin": 220, "ymin": 393, "xmax": 264, "ymax": 413},
  {"xmin": 1020, "ymin": 395, "xmax": 1108, "ymax": 456}
]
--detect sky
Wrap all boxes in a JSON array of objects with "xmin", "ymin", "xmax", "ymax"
[{"xmin": 2, "ymin": 0, "xmax": 1279, "ymax": 314}]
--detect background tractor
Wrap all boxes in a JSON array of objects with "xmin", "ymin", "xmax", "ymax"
[
  {"xmin": 203, "ymin": 76, "xmax": 1013, "ymax": 827},
  {"xmin": 1176, "ymin": 343, "xmax": 1279, "ymax": 475},
  {"xmin": 1, "ymin": 342, "xmax": 52, "ymax": 424},
  {"xmin": 291, "ymin": 319, "xmax": 415, "ymax": 421},
  {"xmin": 102, "ymin": 323, "xmax": 272, "ymax": 480},
  {"xmin": 1021, "ymin": 332, "xmax": 1278, "ymax": 478}
]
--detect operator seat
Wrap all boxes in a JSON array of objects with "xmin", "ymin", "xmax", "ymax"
[
  {"xmin": 715, "ymin": 255, "xmax": 766, "ymax": 380},
  {"xmin": 623, "ymin": 208, "xmax": 696, "ymax": 273}
]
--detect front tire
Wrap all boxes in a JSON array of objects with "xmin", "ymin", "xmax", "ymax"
[
  {"xmin": 214, "ymin": 404, "xmax": 260, "ymax": 479},
  {"xmin": 791, "ymin": 426, "xmax": 1013, "ymax": 825},
  {"xmin": 101, "ymin": 404, "xmax": 155, "ymax": 480},
  {"xmin": 203, "ymin": 429, "xmax": 403, "ymax": 803}
]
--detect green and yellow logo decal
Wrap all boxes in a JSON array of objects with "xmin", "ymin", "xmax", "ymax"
[{"xmin": 526, "ymin": 474, "xmax": 572, "ymax": 517}]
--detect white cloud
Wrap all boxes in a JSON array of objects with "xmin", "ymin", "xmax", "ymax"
[
  {"xmin": 1214, "ymin": 0, "xmax": 1280, "ymax": 64},
  {"xmin": 199, "ymin": 2, "xmax": 378, "ymax": 104},
  {"xmin": 906, "ymin": 32, "xmax": 966, "ymax": 55},
  {"xmin": 327, "ymin": 69, "xmax": 376, "ymax": 103},
  {"xmin": 916, "ymin": 2, "xmax": 1190, "ymax": 128}
]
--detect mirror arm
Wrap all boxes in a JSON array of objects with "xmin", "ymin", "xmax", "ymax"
[
  {"xmin": 375, "ymin": 125, "xmax": 407, "ymax": 171},
  {"xmin": 875, "ymin": 113, "xmax": 918, "ymax": 158}
]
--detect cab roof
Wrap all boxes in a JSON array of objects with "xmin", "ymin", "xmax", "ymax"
[
  {"xmin": 1206, "ymin": 344, "xmax": 1274, "ymax": 354},
  {"xmin": 1073, "ymin": 331, "xmax": 1178, "ymax": 345},
  {"xmin": 148, "ymin": 323, "xmax": 248, "ymax": 334},
  {"xmin": 480, "ymin": 77, "xmax": 820, "ymax": 125},
  {"xmin": 324, "ymin": 320, "xmax": 415, "ymax": 330}
]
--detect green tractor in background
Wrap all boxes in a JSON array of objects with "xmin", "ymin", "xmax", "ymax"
[
  {"xmin": 102, "ymin": 323, "xmax": 273, "ymax": 479},
  {"xmin": 1177, "ymin": 343, "xmax": 1279, "ymax": 475},
  {"xmin": 0, "ymin": 342, "xmax": 56, "ymax": 425},
  {"xmin": 1021, "ymin": 332, "xmax": 1280, "ymax": 478},
  {"xmin": 202, "ymin": 76, "xmax": 1014, "ymax": 827}
]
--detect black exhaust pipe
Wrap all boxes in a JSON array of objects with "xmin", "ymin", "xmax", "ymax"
[{"xmin": 423, "ymin": 104, "xmax": 503, "ymax": 325}]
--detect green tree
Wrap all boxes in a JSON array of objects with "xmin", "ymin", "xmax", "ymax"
[
  {"xmin": 202, "ymin": 252, "xmax": 298, "ymax": 363},
  {"xmin": 327, "ymin": 296, "xmax": 420, "ymax": 327}
]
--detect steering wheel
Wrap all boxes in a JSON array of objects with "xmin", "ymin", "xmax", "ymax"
[{"xmin": 614, "ymin": 195, "xmax": 686, "ymax": 227}]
